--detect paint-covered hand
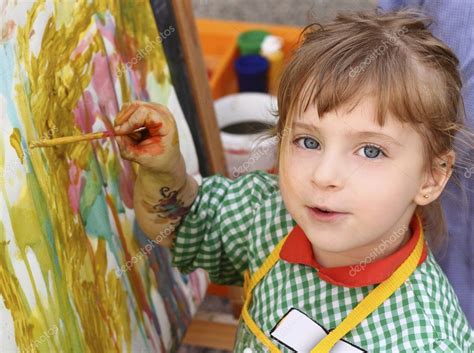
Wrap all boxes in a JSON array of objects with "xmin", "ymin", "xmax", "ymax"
[{"xmin": 114, "ymin": 101, "xmax": 182, "ymax": 174}]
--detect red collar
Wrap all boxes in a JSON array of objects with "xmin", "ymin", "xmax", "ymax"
[{"xmin": 279, "ymin": 214, "xmax": 428, "ymax": 287}]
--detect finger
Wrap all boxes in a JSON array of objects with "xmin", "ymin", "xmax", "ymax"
[
  {"xmin": 118, "ymin": 110, "xmax": 165, "ymax": 156},
  {"xmin": 115, "ymin": 106, "xmax": 149, "ymax": 135},
  {"xmin": 115, "ymin": 136, "xmax": 139, "ymax": 161},
  {"xmin": 125, "ymin": 106, "xmax": 167, "ymax": 138},
  {"xmin": 115, "ymin": 102, "xmax": 141, "ymax": 128},
  {"xmin": 140, "ymin": 103, "xmax": 176, "ymax": 136},
  {"xmin": 117, "ymin": 102, "xmax": 174, "ymax": 133},
  {"xmin": 129, "ymin": 106, "xmax": 154, "ymax": 131},
  {"xmin": 141, "ymin": 102, "xmax": 170, "ymax": 115},
  {"xmin": 115, "ymin": 103, "xmax": 139, "ymax": 127},
  {"xmin": 144, "ymin": 112, "xmax": 167, "ymax": 137},
  {"xmin": 119, "ymin": 102, "xmax": 131, "ymax": 115},
  {"xmin": 140, "ymin": 102, "xmax": 174, "ymax": 125}
]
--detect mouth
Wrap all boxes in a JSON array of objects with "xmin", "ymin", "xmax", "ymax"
[
  {"xmin": 306, "ymin": 205, "xmax": 349, "ymax": 222},
  {"xmin": 309, "ymin": 204, "xmax": 347, "ymax": 213}
]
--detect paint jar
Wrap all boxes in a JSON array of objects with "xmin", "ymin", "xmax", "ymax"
[
  {"xmin": 214, "ymin": 93, "xmax": 278, "ymax": 178},
  {"xmin": 234, "ymin": 55, "xmax": 269, "ymax": 92},
  {"xmin": 260, "ymin": 35, "xmax": 284, "ymax": 95},
  {"xmin": 237, "ymin": 30, "xmax": 269, "ymax": 55}
]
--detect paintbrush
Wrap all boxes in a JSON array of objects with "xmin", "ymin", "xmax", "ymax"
[{"xmin": 29, "ymin": 126, "xmax": 148, "ymax": 149}]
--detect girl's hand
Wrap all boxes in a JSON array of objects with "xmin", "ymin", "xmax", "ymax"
[{"xmin": 114, "ymin": 101, "xmax": 181, "ymax": 174}]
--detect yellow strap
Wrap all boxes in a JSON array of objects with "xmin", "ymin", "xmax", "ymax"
[
  {"xmin": 242, "ymin": 214, "xmax": 425, "ymax": 352},
  {"xmin": 241, "ymin": 234, "xmax": 290, "ymax": 352},
  {"xmin": 241, "ymin": 300, "xmax": 281, "ymax": 352},
  {"xmin": 243, "ymin": 234, "xmax": 290, "ymax": 299}
]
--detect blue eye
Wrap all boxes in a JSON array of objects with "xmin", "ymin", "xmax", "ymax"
[
  {"xmin": 292, "ymin": 138, "xmax": 386, "ymax": 159},
  {"xmin": 360, "ymin": 144, "xmax": 385, "ymax": 159},
  {"xmin": 293, "ymin": 137, "xmax": 320, "ymax": 150}
]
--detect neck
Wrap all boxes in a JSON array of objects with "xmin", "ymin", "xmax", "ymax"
[{"xmin": 312, "ymin": 223, "xmax": 412, "ymax": 268}]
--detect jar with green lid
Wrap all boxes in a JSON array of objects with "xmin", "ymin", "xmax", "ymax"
[{"xmin": 237, "ymin": 30, "xmax": 269, "ymax": 56}]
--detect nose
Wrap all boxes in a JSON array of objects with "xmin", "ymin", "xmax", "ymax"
[{"xmin": 310, "ymin": 151, "xmax": 345, "ymax": 190}]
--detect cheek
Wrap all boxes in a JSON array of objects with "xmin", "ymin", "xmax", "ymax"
[
  {"xmin": 279, "ymin": 176, "xmax": 299, "ymax": 222},
  {"xmin": 279, "ymin": 160, "xmax": 306, "ymax": 212},
  {"xmin": 283, "ymin": 153, "xmax": 312, "ymax": 182},
  {"xmin": 349, "ymin": 162, "xmax": 420, "ymax": 212}
]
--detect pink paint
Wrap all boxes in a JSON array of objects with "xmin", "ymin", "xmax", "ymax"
[
  {"xmin": 0, "ymin": 20, "xmax": 16, "ymax": 41},
  {"xmin": 132, "ymin": 69, "xmax": 145, "ymax": 98},
  {"xmin": 73, "ymin": 91, "xmax": 98, "ymax": 134},
  {"xmin": 96, "ymin": 12, "xmax": 117, "ymax": 44},
  {"xmin": 91, "ymin": 53, "xmax": 118, "ymax": 118},
  {"xmin": 67, "ymin": 161, "xmax": 83, "ymax": 214},
  {"xmin": 102, "ymin": 130, "xmax": 114, "ymax": 137},
  {"xmin": 70, "ymin": 31, "xmax": 94, "ymax": 60},
  {"xmin": 118, "ymin": 160, "xmax": 134, "ymax": 209}
]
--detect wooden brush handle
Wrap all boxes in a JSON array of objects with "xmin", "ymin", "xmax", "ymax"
[{"xmin": 29, "ymin": 127, "xmax": 147, "ymax": 149}]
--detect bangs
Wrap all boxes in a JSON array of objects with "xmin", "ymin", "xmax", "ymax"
[
  {"xmin": 286, "ymin": 37, "xmax": 441, "ymax": 130},
  {"xmin": 278, "ymin": 13, "xmax": 461, "ymax": 148}
]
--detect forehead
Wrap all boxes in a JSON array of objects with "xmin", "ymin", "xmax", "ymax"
[{"xmin": 292, "ymin": 96, "xmax": 405, "ymax": 134}]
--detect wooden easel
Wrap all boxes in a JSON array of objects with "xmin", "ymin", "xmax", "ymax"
[
  {"xmin": 150, "ymin": 0, "xmax": 236, "ymax": 350},
  {"xmin": 150, "ymin": 0, "xmax": 227, "ymax": 178}
]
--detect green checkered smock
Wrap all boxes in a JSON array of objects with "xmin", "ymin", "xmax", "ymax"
[{"xmin": 172, "ymin": 170, "xmax": 474, "ymax": 352}]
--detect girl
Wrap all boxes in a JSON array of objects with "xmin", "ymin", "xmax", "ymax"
[{"xmin": 115, "ymin": 9, "xmax": 474, "ymax": 352}]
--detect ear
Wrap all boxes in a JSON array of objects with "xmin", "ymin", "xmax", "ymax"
[{"xmin": 414, "ymin": 150, "xmax": 455, "ymax": 205}]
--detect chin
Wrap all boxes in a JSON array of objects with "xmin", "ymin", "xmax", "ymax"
[
  {"xmin": 307, "ymin": 234, "xmax": 358, "ymax": 254},
  {"xmin": 300, "ymin": 217, "xmax": 365, "ymax": 253}
]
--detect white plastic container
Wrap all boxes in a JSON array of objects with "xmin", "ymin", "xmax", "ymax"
[{"xmin": 214, "ymin": 93, "xmax": 278, "ymax": 178}]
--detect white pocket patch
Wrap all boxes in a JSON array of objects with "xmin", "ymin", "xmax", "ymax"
[{"xmin": 270, "ymin": 308, "xmax": 367, "ymax": 352}]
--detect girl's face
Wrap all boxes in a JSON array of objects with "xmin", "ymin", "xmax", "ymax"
[{"xmin": 279, "ymin": 97, "xmax": 438, "ymax": 265}]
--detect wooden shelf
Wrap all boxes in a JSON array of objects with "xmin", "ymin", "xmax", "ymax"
[{"xmin": 182, "ymin": 319, "xmax": 238, "ymax": 351}]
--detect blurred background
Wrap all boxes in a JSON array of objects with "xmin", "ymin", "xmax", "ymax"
[{"xmin": 192, "ymin": 0, "xmax": 377, "ymax": 26}]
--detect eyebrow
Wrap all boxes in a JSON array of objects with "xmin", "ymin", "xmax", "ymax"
[{"xmin": 292, "ymin": 121, "xmax": 402, "ymax": 147}]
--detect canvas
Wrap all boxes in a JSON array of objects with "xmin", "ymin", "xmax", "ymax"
[{"xmin": 0, "ymin": 0, "xmax": 207, "ymax": 352}]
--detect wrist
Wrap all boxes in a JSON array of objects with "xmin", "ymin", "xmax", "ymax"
[{"xmin": 138, "ymin": 154, "xmax": 187, "ymax": 188}]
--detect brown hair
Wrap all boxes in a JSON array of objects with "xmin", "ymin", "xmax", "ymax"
[{"xmin": 260, "ymin": 9, "xmax": 474, "ymax": 249}]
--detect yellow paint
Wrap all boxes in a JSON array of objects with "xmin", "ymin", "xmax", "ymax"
[
  {"xmin": 12, "ymin": 1, "xmax": 129, "ymax": 351},
  {"xmin": 3, "ymin": 0, "xmax": 173, "ymax": 351},
  {"xmin": 0, "ymin": 224, "xmax": 36, "ymax": 352},
  {"xmin": 112, "ymin": 0, "xmax": 169, "ymax": 86},
  {"xmin": 9, "ymin": 128, "xmax": 24, "ymax": 163},
  {"xmin": 0, "ymin": 116, "xmax": 35, "ymax": 352}
]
